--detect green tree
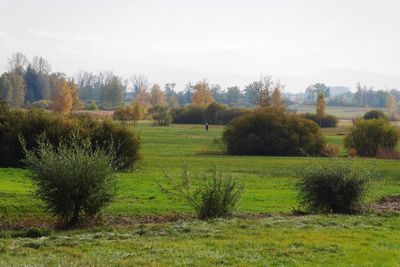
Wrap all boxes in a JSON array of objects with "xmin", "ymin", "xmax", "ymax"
[
  {"xmin": 24, "ymin": 65, "xmax": 44, "ymax": 103},
  {"xmin": 102, "ymin": 75, "xmax": 125, "ymax": 108},
  {"xmin": 0, "ymin": 73, "xmax": 13, "ymax": 103},
  {"xmin": 316, "ymin": 93, "xmax": 326, "ymax": 124},
  {"xmin": 6, "ymin": 72, "xmax": 25, "ymax": 107}
]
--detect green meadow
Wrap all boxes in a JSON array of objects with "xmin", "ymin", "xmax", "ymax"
[{"xmin": 1, "ymin": 122, "xmax": 400, "ymax": 266}]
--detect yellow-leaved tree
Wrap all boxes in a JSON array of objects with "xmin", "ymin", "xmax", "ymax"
[
  {"xmin": 316, "ymin": 92, "xmax": 326, "ymax": 124},
  {"xmin": 191, "ymin": 81, "xmax": 213, "ymax": 106},
  {"xmin": 271, "ymin": 83, "xmax": 284, "ymax": 111},
  {"xmin": 150, "ymin": 84, "xmax": 165, "ymax": 106},
  {"xmin": 68, "ymin": 80, "xmax": 84, "ymax": 110},
  {"xmin": 51, "ymin": 80, "xmax": 73, "ymax": 115}
]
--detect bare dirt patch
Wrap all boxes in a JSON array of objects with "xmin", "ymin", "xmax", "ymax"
[{"xmin": 370, "ymin": 195, "xmax": 400, "ymax": 213}]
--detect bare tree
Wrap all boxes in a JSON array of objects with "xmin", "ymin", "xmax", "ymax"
[
  {"xmin": 130, "ymin": 74, "xmax": 149, "ymax": 97},
  {"xmin": 259, "ymin": 75, "xmax": 274, "ymax": 107},
  {"xmin": 32, "ymin": 56, "xmax": 52, "ymax": 74},
  {"xmin": 7, "ymin": 52, "xmax": 28, "ymax": 74}
]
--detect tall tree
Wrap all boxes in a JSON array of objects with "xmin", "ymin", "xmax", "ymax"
[
  {"xmin": 51, "ymin": 80, "xmax": 73, "ymax": 115},
  {"xmin": 244, "ymin": 81, "xmax": 262, "ymax": 106},
  {"xmin": 316, "ymin": 93, "xmax": 326, "ymax": 124},
  {"xmin": 7, "ymin": 52, "xmax": 28, "ymax": 75},
  {"xmin": 150, "ymin": 84, "xmax": 165, "ymax": 106},
  {"xmin": 67, "ymin": 80, "xmax": 84, "ymax": 110},
  {"xmin": 130, "ymin": 74, "xmax": 148, "ymax": 97},
  {"xmin": 6, "ymin": 72, "xmax": 25, "ymax": 107},
  {"xmin": 191, "ymin": 81, "xmax": 214, "ymax": 106},
  {"xmin": 386, "ymin": 95, "xmax": 397, "ymax": 120},
  {"xmin": 226, "ymin": 86, "xmax": 243, "ymax": 106},
  {"xmin": 76, "ymin": 71, "xmax": 99, "ymax": 101},
  {"xmin": 32, "ymin": 56, "xmax": 52, "ymax": 74},
  {"xmin": 0, "ymin": 74, "xmax": 13, "ymax": 103},
  {"xmin": 259, "ymin": 76, "xmax": 273, "ymax": 107},
  {"xmin": 271, "ymin": 83, "xmax": 284, "ymax": 110},
  {"xmin": 101, "ymin": 74, "xmax": 125, "ymax": 108},
  {"xmin": 305, "ymin": 83, "xmax": 330, "ymax": 103},
  {"xmin": 24, "ymin": 65, "xmax": 44, "ymax": 103}
]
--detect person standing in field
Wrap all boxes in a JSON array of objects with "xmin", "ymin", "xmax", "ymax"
[{"xmin": 205, "ymin": 122, "xmax": 209, "ymax": 132}]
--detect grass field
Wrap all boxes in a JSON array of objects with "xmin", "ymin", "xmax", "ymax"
[
  {"xmin": 289, "ymin": 104, "xmax": 388, "ymax": 119},
  {"xmin": 1, "ymin": 122, "xmax": 400, "ymax": 266}
]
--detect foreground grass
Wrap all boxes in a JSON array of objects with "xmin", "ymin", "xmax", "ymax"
[
  {"xmin": 1, "ymin": 122, "xmax": 400, "ymax": 265},
  {"xmin": 1, "ymin": 215, "xmax": 400, "ymax": 266}
]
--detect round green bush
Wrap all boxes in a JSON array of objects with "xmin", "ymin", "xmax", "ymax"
[
  {"xmin": 363, "ymin": 110, "xmax": 388, "ymax": 120},
  {"xmin": 344, "ymin": 118, "xmax": 400, "ymax": 157},
  {"xmin": 297, "ymin": 160, "xmax": 370, "ymax": 213},
  {"xmin": 223, "ymin": 108, "xmax": 326, "ymax": 156},
  {"xmin": 0, "ymin": 104, "xmax": 140, "ymax": 170},
  {"xmin": 23, "ymin": 136, "xmax": 116, "ymax": 226},
  {"xmin": 301, "ymin": 113, "xmax": 338, "ymax": 127}
]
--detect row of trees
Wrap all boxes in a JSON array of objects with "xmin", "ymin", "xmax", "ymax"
[
  {"xmin": 0, "ymin": 53, "xmax": 125, "ymax": 111},
  {"xmin": 318, "ymin": 82, "xmax": 399, "ymax": 109}
]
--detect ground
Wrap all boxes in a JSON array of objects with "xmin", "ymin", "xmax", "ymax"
[{"xmin": 1, "ymin": 122, "xmax": 400, "ymax": 266}]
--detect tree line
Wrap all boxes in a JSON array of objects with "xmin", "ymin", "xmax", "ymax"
[{"xmin": 2, "ymin": 52, "xmax": 399, "ymax": 113}]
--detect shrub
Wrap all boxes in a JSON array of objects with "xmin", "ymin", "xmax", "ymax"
[
  {"xmin": 85, "ymin": 119, "xmax": 141, "ymax": 170},
  {"xmin": 376, "ymin": 148, "xmax": 400, "ymax": 159},
  {"xmin": 22, "ymin": 135, "xmax": 116, "ymax": 227},
  {"xmin": 344, "ymin": 119, "xmax": 400, "ymax": 157},
  {"xmin": 321, "ymin": 144, "xmax": 339, "ymax": 157},
  {"xmin": 297, "ymin": 160, "xmax": 370, "ymax": 213},
  {"xmin": 363, "ymin": 110, "xmax": 388, "ymax": 120},
  {"xmin": 223, "ymin": 108, "xmax": 325, "ymax": 156},
  {"xmin": 173, "ymin": 104, "xmax": 246, "ymax": 125},
  {"xmin": 173, "ymin": 105, "xmax": 205, "ymax": 124},
  {"xmin": 86, "ymin": 100, "xmax": 99, "ymax": 111},
  {"xmin": 30, "ymin": 100, "xmax": 53, "ymax": 110},
  {"xmin": 160, "ymin": 164, "xmax": 243, "ymax": 219},
  {"xmin": 113, "ymin": 105, "xmax": 135, "ymax": 121},
  {"xmin": 0, "ymin": 106, "xmax": 79, "ymax": 167},
  {"xmin": 301, "ymin": 113, "xmax": 338, "ymax": 127},
  {"xmin": 148, "ymin": 105, "xmax": 172, "ymax": 126},
  {"xmin": 203, "ymin": 102, "xmax": 227, "ymax": 124},
  {"xmin": 0, "ymin": 104, "xmax": 140, "ymax": 170}
]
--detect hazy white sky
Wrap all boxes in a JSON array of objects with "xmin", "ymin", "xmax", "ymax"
[{"xmin": 0, "ymin": 0, "xmax": 400, "ymax": 92}]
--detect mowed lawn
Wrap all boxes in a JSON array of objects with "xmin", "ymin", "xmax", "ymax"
[{"xmin": 1, "ymin": 122, "xmax": 400, "ymax": 266}]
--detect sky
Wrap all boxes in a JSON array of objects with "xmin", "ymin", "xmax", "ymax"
[{"xmin": 0, "ymin": 0, "xmax": 400, "ymax": 92}]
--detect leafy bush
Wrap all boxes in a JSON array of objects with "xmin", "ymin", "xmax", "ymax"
[
  {"xmin": 344, "ymin": 119, "xmax": 400, "ymax": 157},
  {"xmin": 30, "ymin": 100, "xmax": 53, "ymax": 110},
  {"xmin": 148, "ymin": 105, "xmax": 173, "ymax": 126},
  {"xmin": 86, "ymin": 100, "xmax": 99, "ymax": 111},
  {"xmin": 363, "ymin": 110, "xmax": 388, "ymax": 120},
  {"xmin": 0, "ymin": 104, "xmax": 140, "ymax": 170},
  {"xmin": 160, "ymin": 164, "xmax": 243, "ymax": 219},
  {"xmin": 85, "ymin": 120, "xmax": 141, "ymax": 170},
  {"xmin": 297, "ymin": 160, "xmax": 370, "ymax": 213},
  {"xmin": 22, "ymin": 135, "xmax": 116, "ymax": 226},
  {"xmin": 321, "ymin": 144, "xmax": 339, "ymax": 157},
  {"xmin": 173, "ymin": 105, "xmax": 205, "ymax": 124},
  {"xmin": 173, "ymin": 104, "xmax": 247, "ymax": 125},
  {"xmin": 301, "ymin": 113, "xmax": 338, "ymax": 127},
  {"xmin": 223, "ymin": 108, "xmax": 326, "ymax": 156}
]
